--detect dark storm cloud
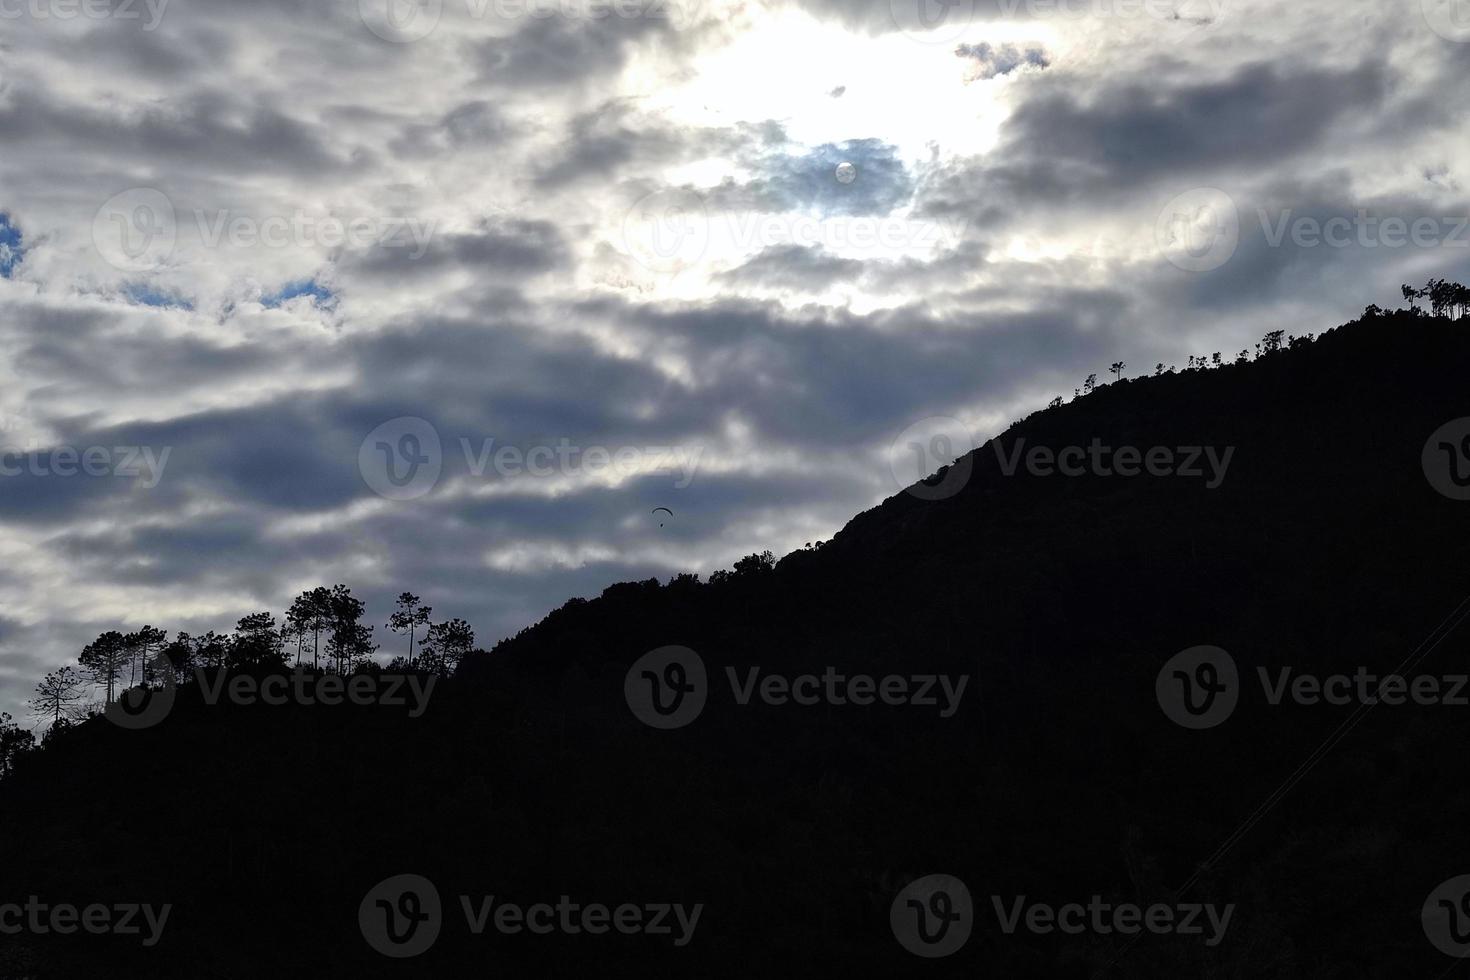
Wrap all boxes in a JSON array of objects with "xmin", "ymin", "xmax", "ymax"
[
  {"xmin": 1008, "ymin": 62, "xmax": 1386, "ymax": 179},
  {"xmin": 471, "ymin": 9, "xmax": 696, "ymax": 88},
  {"xmin": 0, "ymin": 90, "xmax": 352, "ymax": 178},
  {"xmin": 534, "ymin": 104, "xmax": 688, "ymax": 188},
  {"xmin": 718, "ymin": 244, "xmax": 866, "ymax": 290},
  {"xmin": 388, "ymin": 101, "xmax": 519, "ymax": 159},
  {"xmin": 535, "ymin": 109, "xmax": 786, "ymax": 189},
  {"xmin": 919, "ymin": 60, "xmax": 1391, "ymax": 221},
  {"xmin": 587, "ymin": 293, "xmax": 1128, "ymax": 445},
  {"xmin": 66, "ymin": 21, "xmax": 227, "ymax": 80},
  {"xmin": 2, "ymin": 300, "xmax": 320, "ymax": 408},
  {"xmin": 340, "ymin": 216, "xmax": 569, "ymax": 279},
  {"xmin": 0, "ymin": 278, "xmax": 1125, "ymax": 538},
  {"xmin": 1153, "ymin": 176, "xmax": 1470, "ymax": 316}
]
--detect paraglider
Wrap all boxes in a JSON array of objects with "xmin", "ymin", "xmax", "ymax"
[{"xmin": 652, "ymin": 507, "xmax": 674, "ymax": 528}]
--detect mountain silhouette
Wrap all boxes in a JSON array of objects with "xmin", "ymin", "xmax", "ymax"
[{"xmin": 3, "ymin": 307, "xmax": 1470, "ymax": 977}]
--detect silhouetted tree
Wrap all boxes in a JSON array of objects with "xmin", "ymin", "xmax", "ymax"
[
  {"xmin": 0, "ymin": 712, "xmax": 34, "ymax": 779},
  {"xmin": 30, "ymin": 666, "xmax": 85, "ymax": 726},
  {"xmin": 79, "ymin": 630, "xmax": 128, "ymax": 704},
  {"xmin": 421, "ymin": 618, "xmax": 475, "ymax": 676},
  {"xmin": 280, "ymin": 617, "xmax": 305, "ymax": 667},
  {"xmin": 388, "ymin": 592, "xmax": 433, "ymax": 666},
  {"xmin": 193, "ymin": 630, "xmax": 228, "ymax": 670},
  {"xmin": 163, "ymin": 632, "xmax": 198, "ymax": 681},
  {"xmin": 1110, "ymin": 361, "xmax": 1126, "ymax": 382},
  {"xmin": 229, "ymin": 613, "xmax": 287, "ymax": 672},
  {"xmin": 732, "ymin": 551, "xmax": 777, "ymax": 579},
  {"xmin": 289, "ymin": 587, "xmax": 334, "ymax": 670},
  {"xmin": 326, "ymin": 585, "xmax": 374, "ymax": 673},
  {"xmin": 1083, "ymin": 373, "xmax": 1097, "ymax": 394},
  {"xmin": 124, "ymin": 626, "xmax": 166, "ymax": 687},
  {"xmin": 1401, "ymin": 280, "xmax": 1467, "ymax": 318}
]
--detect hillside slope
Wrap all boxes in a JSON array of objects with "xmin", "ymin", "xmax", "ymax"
[{"xmin": 4, "ymin": 310, "xmax": 1470, "ymax": 978}]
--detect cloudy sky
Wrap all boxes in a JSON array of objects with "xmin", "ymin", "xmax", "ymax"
[{"xmin": 0, "ymin": 0, "xmax": 1467, "ymax": 723}]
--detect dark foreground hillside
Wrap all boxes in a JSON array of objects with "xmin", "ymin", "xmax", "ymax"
[{"xmin": 4, "ymin": 309, "xmax": 1470, "ymax": 978}]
